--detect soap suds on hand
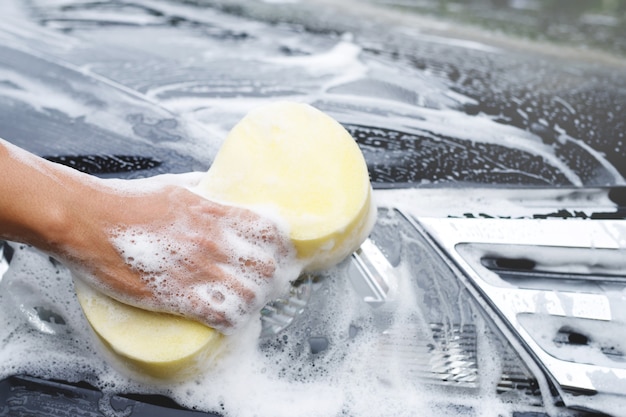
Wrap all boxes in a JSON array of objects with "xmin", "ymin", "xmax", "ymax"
[{"xmin": 105, "ymin": 206, "xmax": 301, "ymax": 334}]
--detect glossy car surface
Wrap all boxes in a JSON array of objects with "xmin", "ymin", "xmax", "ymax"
[{"xmin": 1, "ymin": 1, "xmax": 625, "ymax": 416}]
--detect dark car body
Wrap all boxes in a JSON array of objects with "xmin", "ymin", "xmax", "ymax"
[{"xmin": 1, "ymin": 1, "xmax": 625, "ymax": 416}]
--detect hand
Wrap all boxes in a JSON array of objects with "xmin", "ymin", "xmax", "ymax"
[
  {"xmin": 1, "ymin": 140, "xmax": 299, "ymax": 333},
  {"xmin": 63, "ymin": 174, "xmax": 299, "ymax": 334}
]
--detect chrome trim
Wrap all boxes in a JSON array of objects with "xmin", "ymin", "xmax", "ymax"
[
  {"xmin": 0, "ymin": 243, "xmax": 9, "ymax": 282},
  {"xmin": 349, "ymin": 238, "xmax": 397, "ymax": 306},
  {"xmin": 416, "ymin": 216, "xmax": 626, "ymax": 416}
]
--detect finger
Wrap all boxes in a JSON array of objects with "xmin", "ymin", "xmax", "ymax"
[
  {"xmin": 186, "ymin": 282, "xmax": 257, "ymax": 333},
  {"xmin": 237, "ymin": 255, "xmax": 276, "ymax": 279},
  {"xmin": 186, "ymin": 237, "xmax": 230, "ymax": 267},
  {"xmin": 186, "ymin": 293, "xmax": 233, "ymax": 331}
]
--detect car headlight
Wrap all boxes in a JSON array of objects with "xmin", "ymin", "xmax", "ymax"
[
  {"xmin": 417, "ymin": 213, "xmax": 626, "ymax": 416},
  {"xmin": 2, "ymin": 204, "xmax": 622, "ymax": 417},
  {"xmin": 259, "ymin": 207, "xmax": 551, "ymax": 415}
]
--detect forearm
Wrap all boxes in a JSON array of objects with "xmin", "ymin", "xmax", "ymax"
[
  {"xmin": 0, "ymin": 139, "xmax": 295, "ymax": 331},
  {"xmin": 0, "ymin": 139, "xmax": 100, "ymax": 253}
]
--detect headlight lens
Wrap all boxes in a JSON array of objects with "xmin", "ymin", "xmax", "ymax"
[
  {"xmin": 419, "ymin": 214, "xmax": 626, "ymax": 416},
  {"xmin": 260, "ymin": 208, "xmax": 551, "ymax": 414},
  {"xmin": 2, "ymin": 209, "xmax": 615, "ymax": 417}
]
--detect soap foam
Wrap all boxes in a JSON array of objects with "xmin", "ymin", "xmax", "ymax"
[
  {"xmin": 0, "ymin": 219, "xmax": 540, "ymax": 417},
  {"xmin": 0, "ymin": 137, "xmax": 555, "ymax": 417},
  {"xmin": 97, "ymin": 196, "xmax": 302, "ymax": 334}
]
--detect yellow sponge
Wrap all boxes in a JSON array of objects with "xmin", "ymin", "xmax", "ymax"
[
  {"xmin": 75, "ymin": 280, "xmax": 222, "ymax": 379},
  {"xmin": 75, "ymin": 101, "xmax": 374, "ymax": 378},
  {"xmin": 197, "ymin": 101, "xmax": 374, "ymax": 271}
]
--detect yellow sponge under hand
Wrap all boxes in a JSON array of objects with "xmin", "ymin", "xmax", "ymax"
[
  {"xmin": 197, "ymin": 101, "xmax": 374, "ymax": 271},
  {"xmin": 75, "ymin": 101, "xmax": 374, "ymax": 378},
  {"xmin": 75, "ymin": 280, "xmax": 222, "ymax": 379}
]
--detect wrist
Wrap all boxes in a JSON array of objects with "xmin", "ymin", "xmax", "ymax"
[
  {"xmin": 29, "ymin": 168, "xmax": 106, "ymax": 258},
  {"xmin": 35, "ymin": 187, "xmax": 84, "ymax": 254}
]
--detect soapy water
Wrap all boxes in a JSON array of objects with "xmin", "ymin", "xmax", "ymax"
[
  {"xmin": 1, "ymin": 0, "xmax": 624, "ymax": 186},
  {"xmin": 0, "ymin": 208, "xmax": 544, "ymax": 417},
  {"xmin": 0, "ymin": 0, "xmax": 625, "ymax": 415},
  {"xmin": 105, "ymin": 205, "xmax": 301, "ymax": 334}
]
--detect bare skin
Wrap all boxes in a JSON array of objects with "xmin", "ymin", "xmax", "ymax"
[{"xmin": 0, "ymin": 139, "xmax": 296, "ymax": 333}]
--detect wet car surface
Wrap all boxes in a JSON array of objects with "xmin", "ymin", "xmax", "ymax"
[{"xmin": 1, "ymin": 1, "xmax": 625, "ymax": 416}]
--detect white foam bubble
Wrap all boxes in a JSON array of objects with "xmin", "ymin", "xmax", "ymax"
[
  {"xmin": 96, "ymin": 189, "xmax": 301, "ymax": 334},
  {"xmin": 0, "ymin": 214, "xmax": 551, "ymax": 417}
]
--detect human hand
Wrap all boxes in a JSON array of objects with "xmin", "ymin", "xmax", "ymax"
[
  {"xmin": 62, "ymin": 173, "xmax": 300, "ymax": 334},
  {"xmin": 1, "ymin": 141, "xmax": 300, "ymax": 333}
]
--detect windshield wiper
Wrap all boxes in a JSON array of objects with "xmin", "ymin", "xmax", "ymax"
[{"xmin": 44, "ymin": 155, "xmax": 161, "ymax": 174}]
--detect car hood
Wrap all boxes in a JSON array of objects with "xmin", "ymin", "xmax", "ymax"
[
  {"xmin": 1, "ymin": 1, "xmax": 626, "ymax": 417},
  {"xmin": 1, "ymin": 0, "xmax": 625, "ymax": 188}
]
